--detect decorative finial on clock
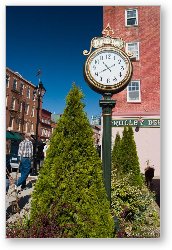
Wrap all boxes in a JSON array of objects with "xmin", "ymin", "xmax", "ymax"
[{"xmin": 102, "ymin": 23, "xmax": 114, "ymax": 37}]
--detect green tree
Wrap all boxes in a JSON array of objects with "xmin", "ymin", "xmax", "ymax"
[
  {"xmin": 120, "ymin": 126, "xmax": 143, "ymax": 186},
  {"xmin": 112, "ymin": 132, "xmax": 121, "ymax": 175},
  {"xmin": 30, "ymin": 84, "xmax": 114, "ymax": 238}
]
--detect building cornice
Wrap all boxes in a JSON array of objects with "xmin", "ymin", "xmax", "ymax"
[{"xmin": 6, "ymin": 67, "xmax": 36, "ymax": 88}]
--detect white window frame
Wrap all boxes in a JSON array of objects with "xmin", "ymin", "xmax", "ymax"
[
  {"xmin": 31, "ymin": 123, "xmax": 34, "ymax": 132},
  {"xmin": 6, "ymin": 74, "xmax": 10, "ymax": 88},
  {"xmin": 127, "ymin": 80, "xmax": 141, "ymax": 102},
  {"xmin": 31, "ymin": 107, "xmax": 35, "ymax": 117},
  {"xmin": 6, "ymin": 96, "xmax": 8, "ymax": 107},
  {"xmin": 18, "ymin": 122, "xmax": 21, "ymax": 132},
  {"xmin": 125, "ymin": 9, "xmax": 138, "ymax": 27},
  {"xmin": 9, "ymin": 117, "xmax": 14, "ymax": 130},
  {"xmin": 11, "ymin": 97, "xmax": 16, "ymax": 110},
  {"xmin": 25, "ymin": 104, "xmax": 29, "ymax": 115},
  {"xmin": 24, "ymin": 122, "xmax": 28, "ymax": 133},
  {"xmin": 13, "ymin": 79, "xmax": 17, "ymax": 90},
  {"xmin": 20, "ymin": 82, "xmax": 24, "ymax": 95},
  {"xmin": 126, "ymin": 42, "xmax": 140, "ymax": 60},
  {"xmin": 20, "ymin": 102, "xmax": 22, "ymax": 112},
  {"xmin": 26, "ymin": 87, "xmax": 30, "ymax": 99}
]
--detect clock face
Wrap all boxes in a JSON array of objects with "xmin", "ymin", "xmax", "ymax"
[{"xmin": 84, "ymin": 47, "xmax": 132, "ymax": 94}]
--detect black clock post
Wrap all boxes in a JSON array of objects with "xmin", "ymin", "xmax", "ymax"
[
  {"xmin": 99, "ymin": 93, "xmax": 116, "ymax": 203},
  {"xmin": 83, "ymin": 23, "xmax": 132, "ymax": 207}
]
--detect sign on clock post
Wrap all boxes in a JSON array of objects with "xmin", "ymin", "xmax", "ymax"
[{"xmin": 83, "ymin": 23, "xmax": 133, "ymax": 204}]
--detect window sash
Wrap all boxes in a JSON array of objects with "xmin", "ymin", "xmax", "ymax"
[
  {"xmin": 125, "ymin": 9, "xmax": 138, "ymax": 26},
  {"xmin": 27, "ymin": 88, "xmax": 30, "ymax": 98},
  {"xmin": 11, "ymin": 98, "xmax": 15, "ymax": 110},
  {"xmin": 9, "ymin": 117, "xmax": 14, "ymax": 129},
  {"xmin": 6, "ymin": 75, "xmax": 10, "ymax": 87},
  {"xmin": 127, "ymin": 81, "xmax": 141, "ymax": 102},
  {"xmin": 13, "ymin": 79, "xmax": 17, "ymax": 90},
  {"xmin": 126, "ymin": 42, "xmax": 139, "ymax": 60},
  {"xmin": 20, "ymin": 83, "xmax": 24, "ymax": 95}
]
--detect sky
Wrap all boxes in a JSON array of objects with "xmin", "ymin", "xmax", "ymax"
[{"xmin": 6, "ymin": 6, "xmax": 103, "ymax": 120}]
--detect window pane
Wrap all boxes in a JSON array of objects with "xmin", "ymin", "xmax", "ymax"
[
  {"xmin": 127, "ymin": 10, "xmax": 136, "ymax": 18},
  {"xmin": 127, "ymin": 42, "xmax": 139, "ymax": 59},
  {"xmin": 129, "ymin": 91, "xmax": 139, "ymax": 100},
  {"xmin": 127, "ymin": 18, "xmax": 137, "ymax": 26}
]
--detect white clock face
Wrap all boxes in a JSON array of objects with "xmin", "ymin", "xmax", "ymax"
[{"xmin": 89, "ymin": 50, "xmax": 129, "ymax": 86}]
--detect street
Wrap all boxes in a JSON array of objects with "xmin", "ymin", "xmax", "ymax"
[{"xmin": 6, "ymin": 172, "xmax": 37, "ymax": 224}]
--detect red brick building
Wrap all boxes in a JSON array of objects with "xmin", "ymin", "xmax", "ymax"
[
  {"xmin": 6, "ymin": 67, "xmax": 39, "ymax": 136},
  {"xmin": 103, "ymin": 6, "xmax": 160, "ymax": 176},
  {"xmin": 40, "ymin": 109, "xmax": 52, "ymax": 142}
]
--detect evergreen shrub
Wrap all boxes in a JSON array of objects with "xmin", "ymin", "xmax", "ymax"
[
  {"xmin": 111, "ymin": 127, "xmax": 160, "ymax": 238},
  {"xmin": 116, "ymin": 126, "xmax": 143, "ymax": 186},
  {"xmin": 111, "ymin": 170, "xmax": 160, "ymax": 238},
  {"xmin": 30, "ymin": 84, "xmax": 114, "ymax": 238}
]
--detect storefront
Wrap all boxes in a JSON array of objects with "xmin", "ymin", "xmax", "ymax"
[{"xmin": 111, "ymin": 116, "xmax": 160, "ymax": 177}]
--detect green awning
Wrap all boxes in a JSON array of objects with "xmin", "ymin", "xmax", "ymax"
[
  {"xmin": 6, "ymin": 131, "xmax": 14, "ymax": 140},
  {"xmin": 6, "ymin": 131, "xmax": 23, "ymax": 140}
]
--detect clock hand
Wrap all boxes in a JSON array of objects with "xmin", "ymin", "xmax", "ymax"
[
  {"xmin": 103, "ymin": 62, "xmax": 111, "ymax": 72},
  {"xmin": 108, "ymin": 63, "xmax": 116, "ymax": 69},
  {"xmin": 99, "ymin": 68, "xmax": 108, "ymax": 73},
  {"xmin": 99, "ymin": 63, "xmax": 116, "ymax": 74}
]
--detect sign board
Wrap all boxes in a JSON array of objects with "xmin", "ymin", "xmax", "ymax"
[{"xmin": 112, "ymin": 118, "xmax": 160, "ymax": 128}]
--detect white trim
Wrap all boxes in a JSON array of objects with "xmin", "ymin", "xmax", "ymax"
[
  {"xmin": 125, "ymin": 8, "xmax": 138, "ymax": 27},
  {"xmin": 11, "ymin": 97, "xmax": 16, "ymax": 110},
  {"xmin": 6, "ymin": 96, "xmax": 8, "ymax": 107},
  {"xmin": 127, "ymin": 80, "xmax": 141, "ymax": 102},
  {"xmin": 13, "ymin": 78, "xmax": 18, "ymax": 90},
  {"xmin": 6, "ymin": 74, "xmax": 10, "ymax": 88},
  {"xmin": 126, "ymin": 41, "xmax": 140, "ymax": 60},
  {"xmin": 20, "ymin": 82, "xmax": 24, "ymax": 95},
  {"xmin": 26, "ymin": 86, "xmax": 30, "ymax": 99}
]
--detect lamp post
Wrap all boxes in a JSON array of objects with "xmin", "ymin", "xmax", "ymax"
[{"xmin": 32, "ymin": 81, "xmax": 46, "ymax": 175}]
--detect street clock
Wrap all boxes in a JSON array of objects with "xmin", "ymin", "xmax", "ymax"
[{"xmin": 83, "ymin": 24, "xmax": 133, "ymax": 94}]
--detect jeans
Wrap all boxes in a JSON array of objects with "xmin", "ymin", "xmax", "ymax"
[
  {"xmin": 16, "ymin": 157, "xmax": 31, "ymax": 187},
  {"xmin": 6, "ymin": 179, "xmax": 10, "ymax": 193}
]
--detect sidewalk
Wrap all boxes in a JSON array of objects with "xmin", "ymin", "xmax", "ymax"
[{"xmin": 6, "ymin": 173, "xmax": 37, "ymax": 224}]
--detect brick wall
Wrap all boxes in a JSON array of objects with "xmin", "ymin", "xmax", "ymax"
[
  {"xmin": 103, "ymin": 6, "xmax": 160, "ymax": 116},
  {"xmin": 6, "ymin": 68, "xmax": 40, "ymax": 135}
]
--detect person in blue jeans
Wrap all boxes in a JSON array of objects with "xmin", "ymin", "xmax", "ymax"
[
  {"xmin": 6, "ymin": 139, "xmax": 12, "ymax": 193},
  {"xmin": 16, "ymin": 133, "xmax": 33, "ymax": 190}
]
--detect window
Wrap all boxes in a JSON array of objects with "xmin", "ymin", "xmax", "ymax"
[
  {"xmin": 24, "ymin": 122, "xmax": 28, "ymax": 132},
  {"xmin": 13, "ymin": 79, "xmax": 17, "ymax": 90},
  {"xmin": 33, "ymin": 90, "xmax": 36, "ymax": 101},
  {"xmin": 18, "ymin": 122, "xmax": 21, "ymax": 131},
  {"xmin": 125, "ymin": 9, "xmax": 138, "ymax": 26},
  {"xmin": 6, "ymin": 96, "xmax": 8, "ymax": 107},
  {"xmin": 9, "ymin": 116, "xmax": 14, "ymax": 129},
  {"xmin": 26, "ymin": 87, "xmax": 30, "ymax": 98},
  {"xmin": 11, "ymin": 97, "xmax": 16, "ymax": 110},
  {"xmin": 20, "ymin": 82, "xmax": 24, "ymax": 95},
  {"xmin": 31, "ymin": 107, "xmax": 35, "ymax": 117},
  {"xmin": 31, "ymin": 123, "xmax": 34, "ymax": 132},
  {"xmin": 19, "ymin": 102, "xmax": 23, "ymax": 112},
  {"xmin": 25, "ymin": 104, "xmax": 29, "ymax": 115},
  {"xmin": 126, "ymin": 42, "xmax": 139, "ymax": 60},
  {"xmin": 6, "ymin": 75, "xmax": 10, "ymax": 87},
  {"xmin": 127, "ymin": 80, "xmax": 141, "ymax": 102}
]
